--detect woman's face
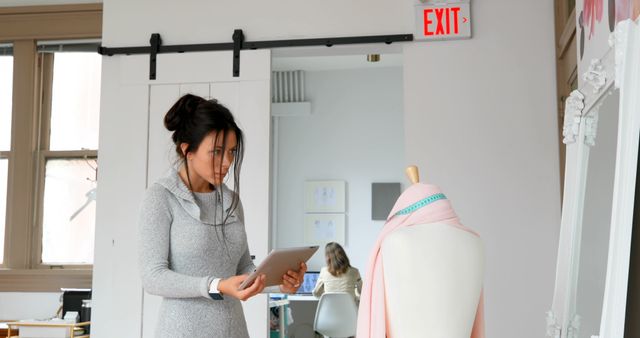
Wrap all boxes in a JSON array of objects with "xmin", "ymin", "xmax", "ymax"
[{"xmin": 187, "ymin": 130, "xmax": 237, "ymax": 186}]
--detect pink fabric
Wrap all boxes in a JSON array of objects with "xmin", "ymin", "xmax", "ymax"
[
  {"xmin": 356, "ymin": 183, "xmax": 485, "ymax": 338},
  {"xmin": 583, "ymin": 0, "xmax": 604, "ymax": 39},
  {"xmin": 616, "ymin": 0, "xmax": 640, "ymax": 22}
]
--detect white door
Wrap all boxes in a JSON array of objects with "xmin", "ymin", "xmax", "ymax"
[{"xmin": 92, "ymin": 50, "xmax": 271, "ymax": 338}]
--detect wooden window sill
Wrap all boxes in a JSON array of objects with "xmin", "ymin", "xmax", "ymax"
[{"xmin": 0, "ymin": 269, "xmax": 92, "ymax": 292}]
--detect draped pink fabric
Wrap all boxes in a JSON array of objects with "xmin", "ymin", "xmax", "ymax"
[
  {"xmin": 356, "ymin": 183, "xmax": 485, "ymax": 338},
  {"xmin": 616, "ymin": 0, "xmax": 640, "ymax": 22}
]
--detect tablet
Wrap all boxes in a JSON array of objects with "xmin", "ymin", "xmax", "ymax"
[{"xmin": 238, "ymin": 245, "xmax": 319, "ymax": 290}]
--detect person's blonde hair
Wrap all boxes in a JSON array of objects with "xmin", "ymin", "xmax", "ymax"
[{"xmin": 325, "ymin": 242, "xmax": 351, "ymax": 276}]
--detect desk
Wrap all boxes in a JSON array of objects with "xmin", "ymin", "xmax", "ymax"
[
  {"xmin": 5, "ymin": 321, "xmax": 90, "ymax": 338},
  {"xmin": 282, "ymin": 294, "xmax": 319, "ymax": 338},
  {"xmin": 269, "ymin": 294, "xmax": 319, "ymax": 338},
  {"xmin": 0, "ymin": 323, "xmax": 16, "ymax": 338},
  {"xmin": 286, "ymin": 294, "xmax": 318, "ymax": 302}
]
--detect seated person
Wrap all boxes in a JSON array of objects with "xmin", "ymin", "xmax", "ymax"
[{"xmin": 313, "ymin": 242, "xmax": 362, "ymax": 302}]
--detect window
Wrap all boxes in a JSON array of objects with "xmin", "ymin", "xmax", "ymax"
[
  {"xmin": 39, "ymin": 50, "xmax": 101, "ymax": 265},
  {"xmin": 0, "ymin": 45, "xmax": 13, "ymax": 264},
  {"xmin": 0, "ymin": 46, "xmax": 12, "ymax": 150},
  {"xmin": 42, "ymin": 158, "xmax": 97, "ymax": 264},
  {"xmin": 0, "ymin": 4, "xmax": 102, "ymax": 291}
]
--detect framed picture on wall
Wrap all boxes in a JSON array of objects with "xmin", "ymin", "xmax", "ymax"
[
  {"xmin": 303, "ymin": 213, "xmax": 346, "ymax": 245},
  {"xmin": 304, "ymin": 180, "xmax": 346, "ymax": 213}
]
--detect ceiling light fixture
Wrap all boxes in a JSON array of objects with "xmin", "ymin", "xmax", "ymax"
[{"xmin": 367, "ymin": 54, "xmax": 380, "ymax": 62}]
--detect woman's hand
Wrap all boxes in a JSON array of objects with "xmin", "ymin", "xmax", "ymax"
[
  {"xmin": 279, "ymin": 262, "xmax": 308, "ymax": 294},
  {"xmin": 218, "ymin": 274, "xmax": 266, "ymax": 301}
]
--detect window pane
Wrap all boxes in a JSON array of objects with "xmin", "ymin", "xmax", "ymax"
[
  {"xmin": 42, "ymin": 158, "xmax": 97, "ymax": 264},
  {"xmin": 0, "ymin": 159, "xmax": 7, "ymax": 264},
  {"xmin": 49, "ymin": 52, "xmax": 101, "ymax": 151},
  {"xmin": 0, "ymin": 51, "xmax": 12, "ymax": 151}
]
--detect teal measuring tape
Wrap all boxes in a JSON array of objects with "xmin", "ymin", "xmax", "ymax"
[{"xmin": 394, "ymin": 193, "xmax": 447, "ymax": 216}]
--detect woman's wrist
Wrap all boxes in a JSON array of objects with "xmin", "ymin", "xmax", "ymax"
[
  {"xmin": 216, "ymin": 278, "xmax": 227, "ymax": 295},
  {"xmin": 208, "ymin": 278, "xmax": 225, "ymax": 300},
  {"xmin": 278, "ymin": 285, "xmax": 293, "ymax": 294}
]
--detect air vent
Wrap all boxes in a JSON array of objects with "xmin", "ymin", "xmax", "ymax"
[
  {"xmin": 271, "ymin": 70, "xmax": 311, "ymax": 116},
  {"xmin": 272, "ymin": 70, "xmax": 305, "ymax": 103}
]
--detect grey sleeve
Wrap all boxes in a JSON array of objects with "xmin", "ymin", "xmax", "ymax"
[
  {"xmin": 138, "ymin": 185, "xmax": 213, "ymax": 299},
  {"xmin": 237, "ymin": 247, "xmax": 255, "ymax": 275}
]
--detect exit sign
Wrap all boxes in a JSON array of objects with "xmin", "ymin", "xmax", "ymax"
[{"xmin": 415, "ymin": 2, "xmax": 471, "ymax": 40}]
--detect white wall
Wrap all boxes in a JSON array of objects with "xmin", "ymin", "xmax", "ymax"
[
  {"xmin": 403, "ymin": 2, "xmax": 560, "ymax": 336},
  {"xmin": 95, "ymin": 1, "xmax": 560, "ymax": 338},
  {"xmin": 0, "ymin": 293, "xmax": 60, "ymax": 320},
  {"xmin": 100, "ymin": 1, "xmax": 412, "ymax": 46},
  {"xmin": 274, "ymin": 66, "xmax": 405, "ymax": 272}
]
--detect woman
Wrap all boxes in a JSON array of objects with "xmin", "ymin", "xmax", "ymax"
[
  {"xmin": 313, "ymin": 242, "xmax": 362, "ymax": 301},
  {"xmin": 138, "ymin": 94, "xmax": 306, "ymax": 338}
]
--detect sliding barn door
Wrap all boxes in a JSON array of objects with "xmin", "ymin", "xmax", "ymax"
[{"xmin": 92, "ymin": 50, "xmax": 271, "ymax": 338}]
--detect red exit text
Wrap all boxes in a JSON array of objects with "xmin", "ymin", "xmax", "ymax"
[{"xmin": 423, "ymin": 6, "xmax": 468, "ymax": 37}]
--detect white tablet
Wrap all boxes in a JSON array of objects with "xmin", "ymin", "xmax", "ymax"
[{"xmin": 238, "ymin": 245, "xmax": 319, "ymax": 290}]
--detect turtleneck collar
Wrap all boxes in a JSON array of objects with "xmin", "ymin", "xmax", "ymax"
[{"xmin": 155, "ymin": 165, "xmax": 237, "ymax": 225}]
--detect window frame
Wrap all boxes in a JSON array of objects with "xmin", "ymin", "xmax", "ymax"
[
  {"xmin": 0, "ymin": 4, "xmax": 102, "ymax": 292},
  {"xmin": 34, "ymin": 52, "xmax": 99, "ymax": 269},
  {"xmin": 554, "ymin": 0, "xmax": 577, "ymax": 199}
]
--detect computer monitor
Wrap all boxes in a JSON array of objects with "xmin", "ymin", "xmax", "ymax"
[
  {"xmin": 61, "ymin": 288, "xmax": 91, "ymax": 319},
  {"xmin": 296, "ymin": 271, "xmax": 320, "ymax": 295}
]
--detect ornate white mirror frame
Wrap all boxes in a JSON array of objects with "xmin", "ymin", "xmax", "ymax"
[{"xmin": 547, "ymin": 16, "xmax": 640, "ymax": 338}]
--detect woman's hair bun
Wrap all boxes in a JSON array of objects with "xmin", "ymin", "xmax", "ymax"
[{"xmin": 164, "ymin": 94, "xmax": 205, "ymax": 132}]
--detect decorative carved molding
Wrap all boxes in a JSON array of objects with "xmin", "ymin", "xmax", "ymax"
[
  {"xmin": 583, "ymin": 59, "xmax": 607, "ymax": 94},
  {"xmin": 563, "ymin": 90, "xmax": 585, "ymax": 144},
  {"xmin": 567, "ymin": 314, "xmax": 581, "ymax": 338},
  {"xmin": 611, "ymin": 21, "xmax": 630, "ymax": 88},
  {"xmin": 546, "ymin": 311, "xmax": 562, "ymax": 338},
  {"xmin": 584, "ymin": 111, "xmax": 599, "ymax": 147},
  {"xmin": 608, "ymin": 30, "xmax": 616, "ymax": 48},
  {"xmin": 585, "ymin": 88, "xmax": 616, "ymax": 147}
]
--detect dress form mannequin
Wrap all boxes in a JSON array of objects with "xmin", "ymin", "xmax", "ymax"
[{"xmin": 381, "ymin": 166, "xmax": 485, "ymax": 338}]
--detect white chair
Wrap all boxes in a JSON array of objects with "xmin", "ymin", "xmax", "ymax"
[{"xmin": 313, "ymin": 292, "xmax": 358, "ymax": 338}]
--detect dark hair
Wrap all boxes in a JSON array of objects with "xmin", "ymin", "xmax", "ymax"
[
  {"xmin": 325, "ymin": 242, "xmax": 351, "ymax": 277},
  {"xmin": 164, "ymin": 93, "xmax": 244, "ymax": 228}
]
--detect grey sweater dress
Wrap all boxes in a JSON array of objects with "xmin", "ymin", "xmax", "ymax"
[{"xmin": 138, "ymin": 166, "xmax": 256, "ymax": 338}]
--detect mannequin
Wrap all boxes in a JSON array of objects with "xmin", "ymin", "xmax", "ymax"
[{"xmin": 357, "ymin": 166, "xmax": 485, "ymax": 338}]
